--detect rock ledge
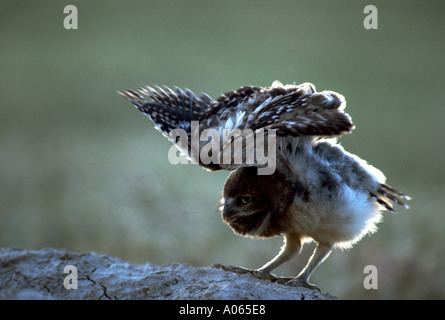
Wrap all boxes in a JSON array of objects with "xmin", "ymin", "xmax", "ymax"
[{"xmin": 0, "ymin": 247, "xmax": 336, "ymax": 300}]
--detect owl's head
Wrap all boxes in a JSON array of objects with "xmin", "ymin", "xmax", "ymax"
[{"xmin": 220, "ymin": 167, "xmax": 294, "ymax": 238}]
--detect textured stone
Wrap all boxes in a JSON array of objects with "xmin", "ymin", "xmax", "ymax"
[{"xmin": 0, "ymin": 247, "xmax": 336, "ymax": 300}]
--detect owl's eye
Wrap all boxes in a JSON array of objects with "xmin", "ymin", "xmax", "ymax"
[{"xmin": 240, "ymin": 196, "xmax": 253, "ymax": 204}]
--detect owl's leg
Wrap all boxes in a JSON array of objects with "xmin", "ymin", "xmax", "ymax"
[
  {"xmin": 253, "ymin": 232, "xmax": 302, "ymax": 280},
  {"xmin": 277, "ymin": 242, "xmax": 333, "ymax": 290},
  {"xmin": 213, "ymin": 232, "xmax": 301, "ymax": 282}
]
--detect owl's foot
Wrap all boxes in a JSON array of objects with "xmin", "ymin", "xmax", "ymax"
[
  {"xmin": 213, "ymin": 264, "xmax": 252, "ymax": 275},
  {"xmin": 276, "ymin": 276, "xmax": 320, "ymax": 291},
  {"xmin": 213, "ymin": 264, "xmax": 319, "ymax": 290},
  {"xmin": 213, "ymin": 264, "xmax": 277, "ymax": 281}
]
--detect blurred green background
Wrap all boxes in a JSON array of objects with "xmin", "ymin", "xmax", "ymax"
[{"xmin": 1, "ymin": 0, "xmax": 444, "ymax": 299}]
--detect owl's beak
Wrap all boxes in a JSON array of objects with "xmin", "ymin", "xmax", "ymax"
[{"xmin": 221, "ymin": 206, "xmax": 232, "ymax": 219}]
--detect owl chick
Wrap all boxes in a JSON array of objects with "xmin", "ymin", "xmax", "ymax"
[{"xmin": 119, "ymin": 81, "xmax": 409, "ymax": 289}]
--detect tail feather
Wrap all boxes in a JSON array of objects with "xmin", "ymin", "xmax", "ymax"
[{"xmin": 371, "ymin": 183, "xmax": 410, "ymax": 213}]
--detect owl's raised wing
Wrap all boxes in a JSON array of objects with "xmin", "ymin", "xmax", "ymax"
[
  {"xmin": 118, "ymin": 86, "xmax": 213, "ymax": 137},
  {"xmin": 119, "ymin": 81, "xmax": 354, "ymax": 172}
]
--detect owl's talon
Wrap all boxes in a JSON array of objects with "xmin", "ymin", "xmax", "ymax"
[
  {"xmin": 275, "ymin": 277, "xmax": 295, "ymax": 284},
  {"xmin": 282, "ymin": 278, "xmax": 320, "ymax": 291},
  {"xmin": 251, "ymin": 270, "xmax": 277, "ymax": 281},
  {"xmin": 213, "ymin": 264, "xmax": 277, "ymax": 281},
  {"xmin": 213, "ymin": 264, "xmax": 253, "ymax": 275}
]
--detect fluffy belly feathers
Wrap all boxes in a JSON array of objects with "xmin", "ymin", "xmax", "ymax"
[{"xmin": 291, "ymin": 185, "xmax": 383, "ymax": 248}]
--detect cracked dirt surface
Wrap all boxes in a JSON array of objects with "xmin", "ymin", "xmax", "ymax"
[{"xmin": 0, "ymin": 247, "xmax": 336, "ymax": 300}]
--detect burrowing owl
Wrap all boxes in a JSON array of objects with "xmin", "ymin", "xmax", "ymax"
[{"xmin": 119, "ymin": 81, "xmax": 409, "ymax": 289}]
